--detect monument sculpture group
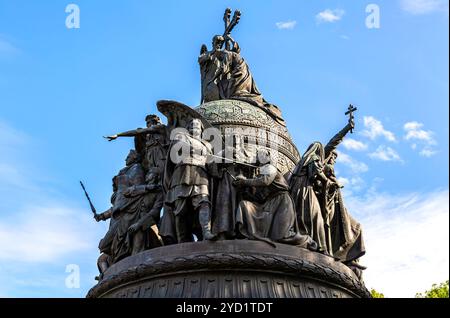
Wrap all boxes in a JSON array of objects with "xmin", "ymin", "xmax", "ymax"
[{"xmin": 86, "ymin": 9, "xmax": 370, "ymax": 298}]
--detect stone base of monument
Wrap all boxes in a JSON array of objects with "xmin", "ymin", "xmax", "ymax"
[{"xmin": 87, "ymin": 241, "xmax": 370, "ymax": 298}]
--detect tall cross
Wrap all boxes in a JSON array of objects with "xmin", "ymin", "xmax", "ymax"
[
  {"xmin": 345, "ymin": 104, "xmax": 358, "ymax": 134},
  {"xmin": 223, "ymin": 8, "xmax": 232, "ymax": 29},
  {"xmin": 222, "ymin": 8, "xmax": 241, "ymax": 50}
]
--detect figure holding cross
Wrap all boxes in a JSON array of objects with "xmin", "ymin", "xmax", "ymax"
[
  {"xmin": 321, "ymin": 106, "xmax": 366, "ymax": 277},
  {"xmin": 345, "ymin": 104, "xmax": 357, "ymax": 133},
  {"xmin": 198, "ymin": 9, "xmax": 286, "ymax": 126},
  {"xmin": 291, "ymin": 105, "xmax": 366, "ymax": 276},
  {"xmin": 324, "ymin": 104, "xmax": 357, "ymax": 165}
]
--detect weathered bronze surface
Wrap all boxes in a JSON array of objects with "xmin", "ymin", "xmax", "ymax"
[
  {"xmin": 88, "ymin": 8, "xmax": 370, "ymax": 298},
  {"xmin": 198, "ymin": 9, "xmax": 285, "ymax": 126},
  {"xmin": 196, "ymin": 99, "xmax": 300, "ymax": 175},
  {"xmin": 87, "ymin": 240, "xmax": 370, "ymax": 298}
]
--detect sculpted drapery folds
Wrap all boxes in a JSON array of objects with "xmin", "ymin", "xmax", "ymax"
[
  {"xmin": 289, "ymin": 142, "xmax": 332, "ymax": 254},
  {"xmin": 232, "ymin": 150, "xmax": 317, "ymax": 249},
  {"xmin": 208, "ymin": 146, "xmax": 255, "ymax": 240},
  {"xmin": 94, "ymin": 178, "xmax": 119, "ymax": 280},
  {"xmin": 125, "ymin": 168, "xmax": 165, "ymax": 249},
  {"xmin": 289, "ymin": 119, "xmax": 366, "ymax": 275},
  {"xmin": 323, "ymin": 121, "xmax": 366, "ymax": 275},
  {"xmin": 199, "ymin": 35, "xmax": 285, "ymax": 126},
  {"xmin": 90, "ymin": 8, "xmax": 368, "ymax": 287},
  {"xmin": 105, "ymin": 114, "xmax": 169, "ymax": 174},
  {"xmin": 162, "ymin": 119, "xmax": 216, "ymax": 243},
  {"xmin": 98, "ymin": 106, "xmax": 365, "ymax": 272},
  {"xmin": 109, "ymin": 150, "xmax": 163, "ymax": 264}
]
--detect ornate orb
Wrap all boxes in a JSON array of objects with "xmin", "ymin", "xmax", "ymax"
[{"xmin": 195, "ymin": 99, "xmax": 301, "ymax": 175}]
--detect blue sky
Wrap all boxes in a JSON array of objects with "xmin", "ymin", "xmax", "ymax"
[{"xmin": 0, "ymin": 0, "xmax": 448, "ymax": 297}]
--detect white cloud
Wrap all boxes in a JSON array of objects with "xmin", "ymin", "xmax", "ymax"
[
  {"xmin": 0, "ymin": 121, "xmax": 35, "ymax": 191},
  {"xmin": 338, "ymin": 177, "xmax": 350, "ymax": 186},
  {"xmin": 403, "ymin": 121, "xmax": 438, "ymax": 157},
  {"xmin": 0, "ymin": 121, "xmax": 42, "ymax": 194},
  {"xmin": 0, "ymin": 119, "xmax": 104, "ymax": 297},
  {"xmin": 0, "ymin": 205, "xmax": 97, "ymax": 263},
  {"xmin": 275, "ymin": 20, "xmax": 297, "ymax": 30},
  {"xmin": 0, "ymin": 120, "xmax": 100, "ymax": 264},
  {"xmin": 336, "ymin": 151, "xmax": 369, "ymax": 174},
  {"xmin": 361, "ymin": 116, "xmax": 397, "ymax": 142},
  {"xmin": 346, "ymin": 189, "xmax": 449, "ymax": 297},
  {"xmin": 419, "ymin": 148, "xmax": 438, "ymax": 157},
  {"xmin": 404, "ymin": 122, "xmax": 437, "ymax": 144},
  {"xmin": 400, "ymin": 0, "xmax": 449, "ymax": 15},
  {"xmin": 404, "ymin": 121, "xmax": 422, "ymax": 131},
  {"xmin": 0, "ymin": 162, "xmax": 36, "ymax": 192},
  {"xmin": 338, "ymin": 175, "xmax": 366, "ymax": 193},
  {"xmin": 342, "ymin": 138, "xmax": 368, "ymax": 151},
  {"xmin": 316, "ymin": 9, "xmax": 345, "ymax": 23},
  {"xmin": 340, "ymin": 35, "xmax": 350, "ymax": 40},
  {"xmin": 369, "ymin": 145, "xmax": 402, "ymax": 162}
]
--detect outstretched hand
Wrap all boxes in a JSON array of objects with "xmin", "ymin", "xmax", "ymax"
[{"xmin": 104, "ymin": 135, "xmax": 118, "ymax": 141}]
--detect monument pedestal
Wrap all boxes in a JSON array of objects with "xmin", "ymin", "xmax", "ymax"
[{"xmin": 87, "ymin": 240, "xmax": 370, "ymax": 298}]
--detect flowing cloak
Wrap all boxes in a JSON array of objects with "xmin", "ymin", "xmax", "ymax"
[
  {"xmin": 209, "ymin": 146, "xmax": 253, "ymax": 238},
  {"xmin": 110, "ymin": 163, "xmax": 149, "ymax": 263},
  {"xmin": 324, "ymin": 164, "xmax": 366, "ymax": 262},
  {"xmin": 126, "ymin": 183, "xmax": 164, "ymax": 251},
  {"xmin": 159, "ymin": 132, "xmax": 212, "ymax": 242},
  {"xmin": 210, "ymin": 164, "xmax": 238, "ymax": 238},
  {"xmin": 289, "ymin": 145, "xmax": 328, "ymax": 253},
  {"xmin": 235, "ymin": 164, "xmax": 304, "ymax": 244},
  {"xmin": 164, "ymin": 132, "xmax": 211, "ymax": 212},
  {"xmin": 144, "ymin": 125, "xmax": 169, "ymax": 174},
  {"xmin": 98, "ymin": 212, "xmax": 118, "ymax": 255},
  {"xmin": 98, "ymin": 191, "xmax": 118, "ymax": 254},
  {"xmin": 322, "ymin": 124, "xmax": 366, "ymax": 262},
  {"xmin": 199, "ymin": 49, "xmax": 285, "ymax": 126}
]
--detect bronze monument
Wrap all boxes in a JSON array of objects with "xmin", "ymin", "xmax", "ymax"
[{"xmin": 86, "ymin": 9, "xmax": 370, "ymax": 298}]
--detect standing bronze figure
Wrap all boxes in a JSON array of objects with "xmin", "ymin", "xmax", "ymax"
[
  {"xmin": 289, "ymin": 143, "xmax": 332, "ymax": 254},
  {"xmin": 198, "ymin": 9, "xmax": 285, "ymax": 125},
  {"xmin": 88, "ymin": 9, "xmax": 371, "ymax": 298},
  {"xmin": 164, "ymin": 119, "xmax": 216, "ymax": 242},
  {"xmin": 322, "ymin": 109, "xmax": 366, "ymax": 277},
  {"xmin": 92, "ymin": 178, "xmax": 118, "ymax": 280},
  {"xmin": 109, "ymin": 150, "xmax": 161, "ymax": 263},
  {"xmin": 105, "ymin": 114, "xmax": 169, "ymax": 173}
]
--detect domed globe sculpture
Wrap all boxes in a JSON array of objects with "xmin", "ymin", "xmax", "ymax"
[
  {"xmin": 196, "ymin": 99, "xmax": 300, "ymax": 176},
  {"xmin": 87, "ymin": 9, "xmax": 370, "ymax": 299}
]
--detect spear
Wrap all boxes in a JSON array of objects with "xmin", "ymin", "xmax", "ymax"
[{"xmin": 80, "ymin": 181, "xmax": 98, "ymax": 217}]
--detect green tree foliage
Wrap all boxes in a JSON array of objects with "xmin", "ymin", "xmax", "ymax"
[
  {"xmin": 416, "ymin": 280, "xmax": 449, "ymax": 298},
  {"xmin": 370, "ymin": 289, "xmax": 385, "ymax": 298}
]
